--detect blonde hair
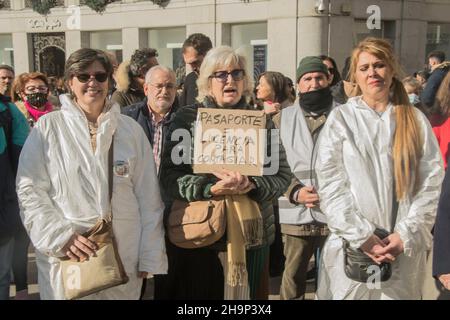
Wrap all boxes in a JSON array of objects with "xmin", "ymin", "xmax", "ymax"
[
  {"xmin": 435, "ymin": 71, "xmax": 450, "ymax": 117},
  {"xmin": 350, "ymin": 37, "xmax": 423, "ymax": 200},
  {"xmin": 196, "ymin": 46, "xmax": 253, "ymax": 103}
]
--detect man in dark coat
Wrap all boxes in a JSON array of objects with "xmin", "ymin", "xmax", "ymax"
[
  {"xmin": 122, "ymin": 65, "xmax": 179, "ymax": 299},
  {"xmin": 178, "ymin": 33, "xmax": 212, "ymax": 107},
  {"xmin": 421, "ymin": 51, "xmax": 450, "ymax": 109},
  {"xmin": 0, "ymin": 93, "xmax": 28, "ymax": 300}
]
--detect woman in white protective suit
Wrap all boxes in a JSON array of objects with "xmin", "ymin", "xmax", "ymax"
[
  {"xmin": 315, "ymin": 37, "xmax": 445, "ymax": 300},
  {"xmin": 16, "ymin": 48, "xmax": 167, "ymax": 299}
]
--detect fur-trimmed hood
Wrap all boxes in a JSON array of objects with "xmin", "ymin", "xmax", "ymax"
[
  {"xmin": 115, "ymin": 60, "xmax": 133, "ymax": 92},
  {"xmin": 433, "ymin": 61, "xmax": 450, "ymax": 72}
]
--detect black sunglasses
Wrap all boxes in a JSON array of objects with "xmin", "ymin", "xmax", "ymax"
[
  {"xmin": 210, "ymin": 69, "xmax": 245, "ymax": 82},
  {"xmin": 75, "ymin": 73, "xmax": 108, "ymax": 83}
]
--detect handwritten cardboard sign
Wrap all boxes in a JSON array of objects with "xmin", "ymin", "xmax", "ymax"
[{"xmin": 193, "ymin": 108, "xmax": 266, "ymax": 176}]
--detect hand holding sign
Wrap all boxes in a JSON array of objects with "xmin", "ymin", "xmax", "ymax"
[
  {"xmin": 193, "ymin": 108, "xmax": 266, "ymax": 176},
  {"xmin": 210, "ymin": 169, "xmax": 256, "ymax": 196}
]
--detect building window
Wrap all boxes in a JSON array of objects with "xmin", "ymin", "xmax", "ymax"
[
  {"xmin": 0, "ymin": 34, "xmax": 13, "ymax": 67},
  {"xmin": 0, "ymin": 0, "xmax": 11, "ymax": 9},
  {"xmin": 229, "ymin": 22, "xmax": 268, "ymax": 80},
  {"xmin": 25, "ymin": 0, "xmax": 65, "ymax": 8},
  {"xmin": 86, "ymin": 30, "xmax": 123, "ymax": 63},
  {"xmin": 147, "ymin": 27, "xmax": 186, "ymax": 72},
  {"xmin": 354, "ymin": 19, "xmax": 396, "ymax": 48},
  {"xmin": 427, "ymin": 23, "xmax": 450, "ymax": 60}
]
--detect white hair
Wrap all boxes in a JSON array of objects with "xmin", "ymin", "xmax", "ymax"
[
  {"xmin": 196, "ymin": 46, "xmax": 253, "ymax": 103},
  {"xmin": 145, "ymin": 65, "xmax": 175, "ymax": 83}
]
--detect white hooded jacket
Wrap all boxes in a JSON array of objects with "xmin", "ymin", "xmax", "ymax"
[
  {"xmin": 16, "ymin": 94, "xmax": 167, "ymax": 299},
  {"xmin": 315, "ymin": 96, "xmax": 444, "ymax": 300}
]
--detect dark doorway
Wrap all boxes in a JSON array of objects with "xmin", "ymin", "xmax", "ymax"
[
  {"xmin": 31, "ymin": 32, "xmax": 65, "ymax": 77},
  {"xmin": 39, "ymin": 46, "xmax": 65, "ymax": 78}
]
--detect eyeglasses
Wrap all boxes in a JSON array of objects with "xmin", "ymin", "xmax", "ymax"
[
  {"xmin": 75, "ymin": 73, "xmax": 108, "ymax": 83},
  {"xmin": 149, "ymin": 83, "xmax": 176, "ymax": 91},
  {"xmin": 25, "ymin": 85, "xmax": 48, "ymax": 93},
  {"xmin": 210, "ymin": 69, "xmax": 245, "ymax": 83}
]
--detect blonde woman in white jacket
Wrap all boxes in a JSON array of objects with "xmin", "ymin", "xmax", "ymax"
[
  {"xmin": 315, "ymin": 38, "xmax": 444, "ymax": 299},
  {"xmin": 16, "ymin": 49, "xmax": 167, "ymax": 299}
]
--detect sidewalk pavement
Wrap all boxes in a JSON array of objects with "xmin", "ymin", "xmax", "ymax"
[{"xmin": 10, "ymin": 247, "xmax": 316, "ymax": 300}]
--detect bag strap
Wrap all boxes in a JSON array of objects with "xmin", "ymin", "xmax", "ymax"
[
  {"xmin": 391, "ymin": 187, "xmax": 399, "ymax": 233},
  {"xmin": 108, "ymin": 135, "xmax": 114, "ymax": 220}
]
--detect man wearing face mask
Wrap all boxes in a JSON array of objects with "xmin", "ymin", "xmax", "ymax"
[
  {"xmin": 273, "ymin": 56, "xmax": 339, "ymax": 300},
  {"xmin": 12, "ymin": 72, "xmax": 55, "ymax": 128}
]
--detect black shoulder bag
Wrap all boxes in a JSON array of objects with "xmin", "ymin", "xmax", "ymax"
[{"xmin": 343, "ymin": 199, "xmax": 399, "ymax": 283}]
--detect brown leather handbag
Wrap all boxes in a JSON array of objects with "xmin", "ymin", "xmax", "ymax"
[
  {"xmin": 59, "ymin": 135, "xmax": 129, "ymax": 299},
  {"xmin": 168, "ymin": 196, "xmax": 226, "ymax": 249},
  {"xmin": 60, "ymin": 218, "xmax": 129, "ymax": 299}
]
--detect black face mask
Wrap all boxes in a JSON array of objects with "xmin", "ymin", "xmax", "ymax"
[
  {"xmin": 25, "ymin": 92, "xmax": 48, "ymax": 108},
  {"xmin": 299, "ymin": 87, "xmax": 333, "ymax": 115}
]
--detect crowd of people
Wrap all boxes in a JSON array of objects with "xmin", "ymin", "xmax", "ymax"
[{"xmin": 0, "ymin": 32, "xmax": 449, "ymax": 300}]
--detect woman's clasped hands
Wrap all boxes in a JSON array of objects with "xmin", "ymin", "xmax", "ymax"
[{"xmin": 210, "ymin": 169, "xmax": 256, "ymax": 196}]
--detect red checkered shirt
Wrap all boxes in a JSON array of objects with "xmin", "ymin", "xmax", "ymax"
[{"xmin": 149, "ymin": 109, "xmax": 170, "ymax": 174}]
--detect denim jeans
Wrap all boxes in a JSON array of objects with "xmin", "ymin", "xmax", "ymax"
[{"xmin": 0, "ymin": 237, "xmax": 14, "ymax": 300}]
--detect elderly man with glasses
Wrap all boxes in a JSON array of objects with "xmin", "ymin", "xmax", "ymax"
[{"xmin": 122, "ymin": 65, "xmax": 179, "ymax": 299}]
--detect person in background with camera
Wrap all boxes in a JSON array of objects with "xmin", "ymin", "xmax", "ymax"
[
  {"xmin": 16, "ymin": 48, "xmax": 167, "ymax": 299},
  {"xmin": 315, "ymin": 37, "xmax": 444, "ymax": 300},
  {"xmin": 112, "ymin": 48, "xmax": 159, "ymax": 108},
  {"xmin": 12, "ymin": 72, "xmax": 56, "ymax": 128}
]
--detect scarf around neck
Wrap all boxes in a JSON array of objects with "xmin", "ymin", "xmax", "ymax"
[
  {"xmin": 299, "ymin": 87, "xmax": 333, "ymax": 115},
  {"xmin": 24, "ymin": 100, "xmax": 53, "ymax": 122},
  {"xmin": 225, "ymin": 194, "xmax": 263, "ymax": 287}
]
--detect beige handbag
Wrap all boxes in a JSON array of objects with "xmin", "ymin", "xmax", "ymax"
[
  {"xmin": 168, "ymin": 196, "xmax": 226, "ymax": 249},
  {"xmin": 60, "ymin": 136, "xmax": 129, "ymax": 300}
]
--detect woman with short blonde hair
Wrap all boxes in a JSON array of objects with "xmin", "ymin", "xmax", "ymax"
[
  {"xmin": 196, "ymin": 46, "xmax": 253, "ymax": 103},
  {"xmin": 160, "ymin": 45, "xmax": 290, "ymax": 300}
]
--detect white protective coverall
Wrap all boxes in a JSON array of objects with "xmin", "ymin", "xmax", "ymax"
[
  {"xmin": 16, "ymin": 94, "xmax": 167, "ymax": 299},
  {"xmin": 315, "ymin": 96, "xmax": 444, "ymax": 300}
]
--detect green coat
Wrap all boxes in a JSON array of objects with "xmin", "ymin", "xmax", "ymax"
[{"xmin": 160, "ymin": 97, "xmax": 291, "ymax": 247}]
